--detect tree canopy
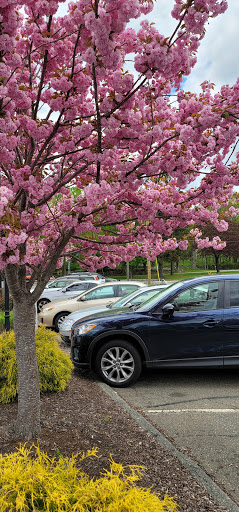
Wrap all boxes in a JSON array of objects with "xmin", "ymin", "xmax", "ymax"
[{"xmin": 1, "ymin": 0, "xmax": 237, "ymax": 290}]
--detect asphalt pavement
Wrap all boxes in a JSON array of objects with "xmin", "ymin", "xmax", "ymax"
[{"xmin": 101, "ymin": 368, "xmax": 239, "ymax": 511}]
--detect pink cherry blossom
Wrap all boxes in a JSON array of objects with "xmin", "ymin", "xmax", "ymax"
[{"xmin": 0, "ymin": 0, "xmax": 236, "ymax": 285}]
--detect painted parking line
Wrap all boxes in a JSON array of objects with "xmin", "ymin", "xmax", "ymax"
[{"xmin": 146, "ymin": 408, "xmax": 239, "ymax": 413}]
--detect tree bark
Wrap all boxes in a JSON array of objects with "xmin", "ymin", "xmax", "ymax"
[
  {"xmin": 213, "ymin": 250, "xmax": 220, "ymax": 273},
  {"xmin": 147, "ymin": 260, "xmax": 151, "ymax": 285},
  {"xmin": 192, "ymin": 249, "xmax": 197, "ymax": 269},
  {"xmin": 5, "ymin": 264, "xmax": 41, "ymax": 440},
  {"xmin": 170, "ymin": 260, "xmax": 174, "ymax": 275},
  {"xmin": 158, "ymin": 260, "xmax": 164, "ymax": 280},
  {"xmin": 156, "ymin": 256, "xmax": 164, "ymax": 280},
  {"xmin": 126, "ymin": 262, "xmax": 130, "ymax": 280},
  {"xmin": 13, "ymin": 297, "xmax": 41, "ymax": 439}
]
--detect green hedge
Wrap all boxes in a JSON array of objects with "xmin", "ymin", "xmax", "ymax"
[
  {"xmin": 0, "ymin": 445, "xmax": 179, "ymax": 511},
  {"xmin": 0, "ymin": 326, "xmax": 73, "ymax": 403}
]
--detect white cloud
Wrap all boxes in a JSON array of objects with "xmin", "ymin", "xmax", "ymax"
[{"xmin": 183, "ymin": 1, "xmax": 239, "ymax": 93}]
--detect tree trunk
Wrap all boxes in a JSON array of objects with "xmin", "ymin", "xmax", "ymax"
[
  {"xmin": 170, "ymin": 260, "xmax": 174, "ymax": 275},
  {"xmin": 12, "ymin": 297, "xmax": 41, "ymax": 439},
  {"xmin": 126, "ymin": 262, "xmax": 130, "ymax": 280},
  {"xmin": 158, "ymin": 261, "xmax": 164, "ymax": 280},
  {"xmin": 213, "ymin": 251, "xmax": 220, "ymax": 273},
  {"xmin": 147, "ymin": 260, "xmax": 151, "ymax": 285},
  {"xmin": 159, "ymin": 262, "xmax": 164, "ymax": 279},
  {"xmin": 156, "ymin": 256, "xmax": 164, "ymax": 280},
  {"xmin": 192, "ymin": 249, "xmax": 197, "ymax": 269}
]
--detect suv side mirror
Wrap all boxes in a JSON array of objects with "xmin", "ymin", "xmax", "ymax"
[{"xmin": 162, "ymin": 303, "xmax": 175, "ymax": 316}]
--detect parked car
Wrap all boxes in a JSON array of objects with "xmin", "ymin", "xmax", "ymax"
[
  {"xmin": 60, "ymin": 284, "xmax": 169, "ymax": 343},
  {"xmin": 45, "ymin": 278, "xmax": 81, "ymax": 290},
  {"xmin": 70, "ymin": 274, "xmax": 239, "ymax": 387},
  {"xmin": 38, "ymin": 281, "xmax": 144, "ymax": 331},
  {"xmin": 67, "ymin": 272, "xmax": 107, "ymax": 283},
  {"xmin": 37, "ymin": 281, "xmax": 97, "ymax": 312},
  {"xmin": 45, "ymin": 273, "xmax": 106, "ymax": 289}
]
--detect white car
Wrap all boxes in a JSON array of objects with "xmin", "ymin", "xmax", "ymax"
[
  {"xmin": 45, "ymin": 273, "xmax": 106, "ymax": 290},
  {"xmin": 45, "ymin": 278, "xmax": 82, "ymax": 290},
  {"xmin": 60, "ymin": 284, "xmax": 168, "ymax": 343},
  {"xmin": 37, "ymin": 280, "xmax": 97, "ymax": 312}
]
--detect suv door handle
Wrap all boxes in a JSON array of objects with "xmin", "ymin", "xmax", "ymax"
[{"xmin": 203, "ymin": 319, "xmax": 219, "ymax": 328}]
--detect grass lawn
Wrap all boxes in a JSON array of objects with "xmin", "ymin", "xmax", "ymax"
[
  {"xmin": 114, "ymin": 269, "xmax": 239, "ymax": 282},
  {"xmin": 163, "ymin": 269, "xmax": 239, "ymax": 281}
]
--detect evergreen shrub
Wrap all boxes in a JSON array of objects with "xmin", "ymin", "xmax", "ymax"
[
  {"xmin": 0, "ymin": 445, "xmax": 179, "ymax": 511},
  {"xmin": 0, "ymin": 326, "xmax": 73, "ymax": 403}
]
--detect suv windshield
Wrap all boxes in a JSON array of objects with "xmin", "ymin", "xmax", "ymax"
[{"xmin": 137, "ymin": 281, "xmax": 185, "ymax": 311}]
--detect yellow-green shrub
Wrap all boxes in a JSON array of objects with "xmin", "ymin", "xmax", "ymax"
[
  {"xmin": 0, "ymin": 445, "xmax": 179, "ymax": 512},
  {"xmin": 0, "ymin": 326, "xmax": 73, "ymax": 403}
]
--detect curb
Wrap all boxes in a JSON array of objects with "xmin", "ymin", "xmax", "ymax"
[{"xmin": 99, "ymin": 382, "xmax": 239, "ymax": 512}]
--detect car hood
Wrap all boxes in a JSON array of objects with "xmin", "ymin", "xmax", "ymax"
[
  {"xmin": 62, "ymin": 306, "xmax": 108, "ymax": 323},
  {"xmin": 72, "ymin": 307, "xmax": 143, "ymax": 327},
  {"xmin": 42, "ymin": 297, "xmax": 78, "ymax": 309}
]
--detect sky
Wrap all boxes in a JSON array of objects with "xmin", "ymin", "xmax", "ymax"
[{"xmin": 57, "ymin": 0, "xmax": 239, "ymax": 94}]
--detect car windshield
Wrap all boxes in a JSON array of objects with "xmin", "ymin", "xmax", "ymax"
[
  {"xmin": 47, "ymin": 280, "xmax": 71, "ymax": 289},
  {"xmin": 107, "ymin": 289, "xmax": 143, "ymax": 308},
  {"xmin": 136, "ymin": 281, "xmax": 185, "ymax": 311}
]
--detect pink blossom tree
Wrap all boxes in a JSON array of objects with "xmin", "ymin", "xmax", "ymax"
[{"xmin": 1, "ymin": 0, "xmax": 239, "ymax": 439}]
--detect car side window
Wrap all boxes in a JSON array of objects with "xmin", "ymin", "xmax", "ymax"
[
  {"xmin": 228, "ymin": 281, "xmax": 239, "ymax": 307},
  {"xmin": 66, "ymin": 283, "xmax": 85, "ymax": 291},
  {"xmin": 118, "ymin": 285, "xmax": 139, "ymax": 296},
  {"xmin": 172, "ymin": 283, "xmax": 219, "ymax": 312},
  {"xmin": 84, "ymin": 286, "xmax": 115, "ymax": 300},
  {"xmin": 48, "ymin": 280, "xmax": 68, "ymax": 288}
]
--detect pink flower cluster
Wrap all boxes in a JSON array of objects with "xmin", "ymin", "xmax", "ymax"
[{"xmin": 0, "ymin": 0, "xmax": 238, "ymax": 277}]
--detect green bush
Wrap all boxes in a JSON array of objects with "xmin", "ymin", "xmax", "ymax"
[
  {"xmin": 0, "ymin": 445, "xmax": 179, "ymax": 511},
  {"xmin": 0, "ymin": 326, "xmax": 73, "ymax": 403}
]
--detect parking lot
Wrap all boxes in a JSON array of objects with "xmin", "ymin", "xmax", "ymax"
[{"xmin": 114, "ymin": 368, "xmax": 239, "ymax": 505}]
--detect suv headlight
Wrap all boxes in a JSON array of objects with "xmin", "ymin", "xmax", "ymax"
[{"xmin": 73, "ymin": 323, "xmax": 97, "ymax": 336}]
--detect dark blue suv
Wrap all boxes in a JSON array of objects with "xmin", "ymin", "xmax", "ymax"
[{"xmin": 71, "ymin": 275, "xmax": 239, "ymax": 387}]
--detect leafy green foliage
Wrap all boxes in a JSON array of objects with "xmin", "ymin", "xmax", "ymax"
[
  {"xmin": 0, "ymin": 445, "xmax": 179, "ymax": 511},
  {"xmin": 0, "ymin": 327, "xmax": 73, "ymax": 403}
]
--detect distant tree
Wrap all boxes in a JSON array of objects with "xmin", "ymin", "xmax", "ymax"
[{"xmin": 201, "ymin": 219, "xmax": 239, "ymax": 272}]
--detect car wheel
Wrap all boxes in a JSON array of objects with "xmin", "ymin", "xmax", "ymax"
[
  {"xmin": 95, "ymin": 340, "xmax": 142, "ymax": 387},
  {"xmin": 54, "ymin": 312, "xmax": 70, "ymax": 332},
  {"xmin": 37, "ymin": 298, "xmax": 50, "ymax": 312}
]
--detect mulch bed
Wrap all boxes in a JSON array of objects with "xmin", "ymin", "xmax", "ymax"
[{"xmin": 0, "ymin": 343, "xmax": 229, "ymax": 512}]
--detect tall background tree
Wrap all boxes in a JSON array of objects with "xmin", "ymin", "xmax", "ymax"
[
  {"xmin": 1, "ymin": 0, "xmax": 239, "ymax": 439},
  {"xmin": 201, "ymin": 217, "xmax": 239, "ymax": 272}
]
